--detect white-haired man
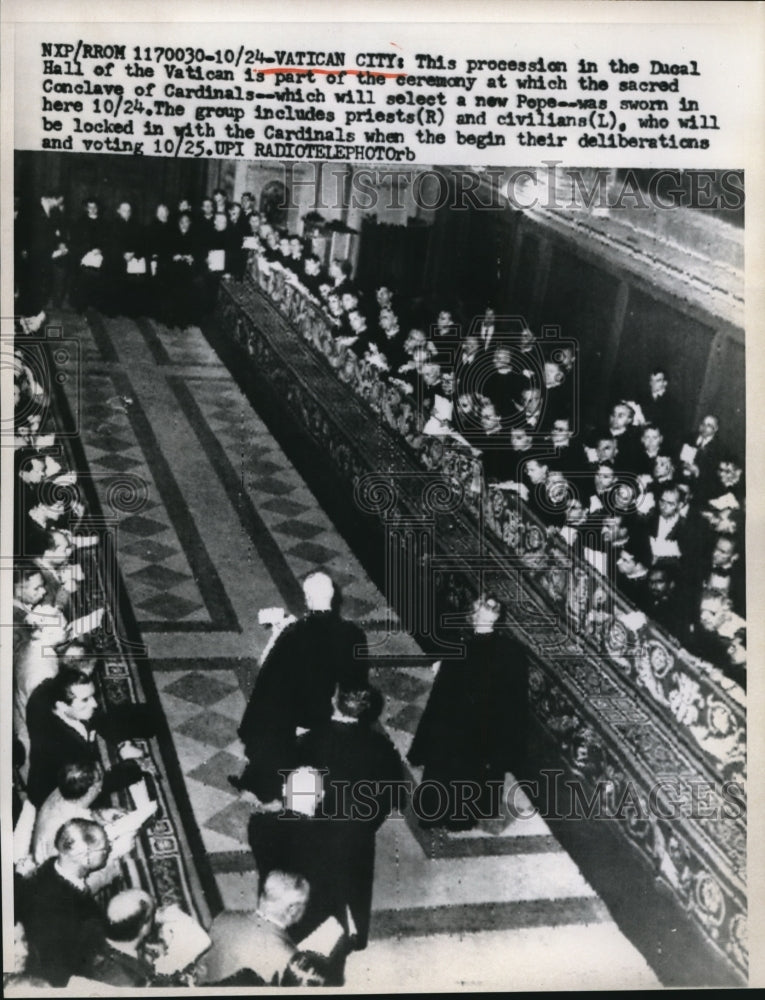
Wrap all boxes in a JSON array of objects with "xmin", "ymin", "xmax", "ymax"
[
  {"xmin": 199, "ymin": 871, "xmax": 309, "ymax": 986},
  {"xmin": 90, "ymin": 889, "xmax": 157, "ymax": 986},
  {"xmin": 235, "ymin": 571, "xmax": 369, "ymax": 805}
]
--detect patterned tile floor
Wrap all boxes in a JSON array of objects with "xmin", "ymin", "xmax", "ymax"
[{"xmin": 58, "ymin": 307, "xmax": 659, "ymax": 988}]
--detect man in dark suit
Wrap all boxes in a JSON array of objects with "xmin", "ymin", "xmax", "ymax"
[
  {"xmin": 639, "ymin": 369, "xmax": 681, "ymax": 451},
  {"xmin": 643, "ymin": 484, "xmax": 691, "ymax": 566},
  {"xmin": 235, "ymin": 571, "xmax": 369, "ymax": 804},
  {"xmin": 679, "ymin": 414, "xmax": 723, "ymax": 503},
  {"xmin": 18, "ymin": 817, "xmax": 110, "ymax": 985},
  {"xmin": 26, "ymin": 667, "xmax": 143, "ymax": 808}
]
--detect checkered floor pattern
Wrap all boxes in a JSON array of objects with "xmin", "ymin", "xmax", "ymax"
[{"xmin": 54, "ymin": 306, "xmax": 659, "ymax": 986}]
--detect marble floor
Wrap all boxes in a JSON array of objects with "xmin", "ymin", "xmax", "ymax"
[{"xmin": 59, "ymin": 306, "xmax": 660, "ymax": 990}]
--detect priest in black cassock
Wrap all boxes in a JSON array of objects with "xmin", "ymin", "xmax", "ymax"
[
  {"xmin": 408, "ymin": 594, "xmax": 528, "ymax": 830},
  {"xmin": 234, "ymin": 571, "xmax": 369, "ymax": 805}
]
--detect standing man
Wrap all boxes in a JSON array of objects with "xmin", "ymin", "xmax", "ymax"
[
  {"xmin": 18, "ymin": 188, "xmax": 68, "ymax": 329},
  {"xmin": 408, "ymin": 594, "xmax": 528, "ymax": 831},
  {"xmin": 234, "ymin": 571, "xmax": 369, "ymax": 805},
  {"xmin": 297, "ymin": 686, "xmax": 405, "ymax": 950}
]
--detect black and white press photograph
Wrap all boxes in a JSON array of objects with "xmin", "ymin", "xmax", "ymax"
[{"xmin": 6, "ymin": 148, "xmax": 749, "ymax": 991}]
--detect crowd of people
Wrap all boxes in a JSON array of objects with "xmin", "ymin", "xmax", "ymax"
[
  {"xmin": 249, "ymin": 245, "xmax": 745, "ymax": 687},
  {"xmin": 10, "ymin": 175, "xmax": 746, "ymax": 983},
  {"xmin": 15, "ymin": 187, "xmax": 262, "ymax": 331},
  {"xmin": 13, "ymin": 333, "xmax": 408, "ymax": 988}
]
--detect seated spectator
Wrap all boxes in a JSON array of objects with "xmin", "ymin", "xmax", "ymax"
[
  {"xmin": 615, "ymin": 546, "xmax": 650, "ymax": 605},
  {"xmin": 13, "ymin": 606, "xmax": 68, "ymax": 762},
  {"xmin": 644, "ymin": 484, "xmax": 690, "ymax": 564},
  {"xmin": 89, "ymin": 889, "xmax": 157, "ymax": 987},
  {"xmin": 635, "ymin": 424, "xmax": 665, "ymax": 477},
  {"xmin": 605, "ymin": 400, "xmax": 641, "ymax": 469},
  {"xmin": 687, "ymin": 589, "xmax": 745, "ymax": 676},
  {"xmin": 32, "ymin": 761, "xmax": 105, "ymax": 864},
  {"xmin": 484, "ymin": 345, "xmax": 525, "ymax": 422},
  {"xmin": 537, "ymin": 360, "xmax": 570, "ymax": 432},
  {"xmin": 329, "ymin": 257, "xmax": 353, "ymax": 297},
  {"xmin": 546, "ymin": 416, "xmax": 583, "ymax": 475},
  {"xmin": 26, "ymin": 667, "xmax": 146, "ymax": 808},
  {"xmin": 701, "ymin": 535, "xmax": 745, "ymax": 618},
  {"xmin": 726, "ymin": 627, "xmax": 746, "ymax": 679},
  {"xmin": 18, "ymin": 818, "xmax": 110, "ymax": 985},
  {"xmin": 12, "ymin": 564, "xmax": 46, "ymax": 649},
  {"xmin": 517, "ymin": 384, "xmax": 543, "ymax": 432},
  {"xmin": 637, "ymin": 563, "xmax": 691, "ymax": 642},
  {"xmin": 454, "ymin": 334, "xmax": 481, "ymax": 397},
  {"xmin": 679, "ymin": 414, "xmax": 722, "ymax": 502},
  {"xmin": 198, "ymin": 871, "xmax": 309, "ymax": 986}
]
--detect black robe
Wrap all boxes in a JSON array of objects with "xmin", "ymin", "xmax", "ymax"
[
  {"xmin": 237, "ymin": 612, "xmax": 369, "ymax": 801},
  {"xmin": 408, "ymin": 630, "xmax": 528, "ymax": 828},
  {"xmin": 296, "ymin": 720, "xmax": 405, "ymax": 948},
  {"xmin": 70, "ymin": 213, "xmax": 109, "ymax": 312}
]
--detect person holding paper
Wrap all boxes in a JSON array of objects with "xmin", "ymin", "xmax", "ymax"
[
  {"xmin": 679, "ymin": 414, "xmax": 722, "ymax": 503},
  {"xmin": 106, "ymin": 201, "xmax": 147, "ymax": 318},
  {"xmin": 234, "ymin": 571, "xmax": 369, "ymax": 805},
  {"xmin": 31, "ymin": 760, "xmax": 157, "ymax": 872},
  {"xmin": 165, "ymin": 211, "xmax": 201, "ymax": 329},
  {"xmin": 70, "ymin": 197, "xmax": 108, "ymax": 313},
  {"xmin": 198, "ymin": 871, "xmax": 308, "ymax": 986}
]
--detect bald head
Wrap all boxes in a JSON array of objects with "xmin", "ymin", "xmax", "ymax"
[
  {"xmin": 303, "ymin": 571, "xmax": 334, "ymax": 612},
  {"xmin": 106, "ymin": 889, "xmax": 155, "ymax": 943},
  {"xmin": 54, "ymin": 818, "xmax": 109, "ymax": 875}
]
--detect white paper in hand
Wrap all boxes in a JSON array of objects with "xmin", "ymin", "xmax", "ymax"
[
  {"xmin": 207, "ymin": 249, "xmax": 226, "ymax": 272},
  {"xmin": 680, "ymin": 443, "xmax": 698, "ymax": 465},
  {"xmin": 68, "ymin": 606, "xmax": 105, "ymax": 637},
  {"xmin": 126, "ymin": 256, "xmax": 147, "ymax": 275},
  {"xmin": 297, "ymin": 916, "xmax": 345, "ymax": 957}
]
